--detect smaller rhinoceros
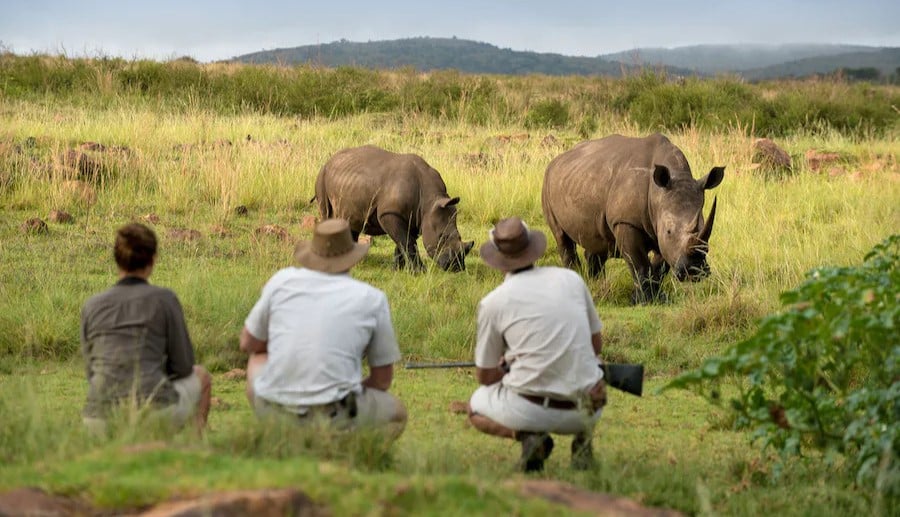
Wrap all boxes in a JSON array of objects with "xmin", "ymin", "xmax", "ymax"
[
  {"xmin": 542, "ymin": 133, "xmax": 724, "ymax": 304},
  {"xmin": 315, "ymin": 145, "xmax": 474, "ymax": 272}
]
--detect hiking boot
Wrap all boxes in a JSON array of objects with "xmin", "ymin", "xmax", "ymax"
[
  {"xmin": 570, "ymin": 432, "xmax": 595, "ymax": 471},
  {"xmin": 517, "ymin": 432, "xmax": 554, "ymax": 473}
]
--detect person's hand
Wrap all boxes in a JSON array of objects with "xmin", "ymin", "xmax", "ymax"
[{"xmin": 587, "ymin": 379, "xmax": 607, "ymax": 411}]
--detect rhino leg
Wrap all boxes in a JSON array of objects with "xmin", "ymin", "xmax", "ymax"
[
  {"xmin": 552, "ymin": 231, "xmax": 581, "ymax": 270},
  {"xmin": 585, "ymin": 251, "xmax": 607, "ymax": 277},
  {"xmin": 648, "ymin": 252, "xmax": 670, "ymax": 304},
  {"xmin": 614, "ymin": 224, "xmax": 664, "ymax": 305},
  {"xmin": 379, "ymin": 213, "xmax": 425, "ymax": 272}
]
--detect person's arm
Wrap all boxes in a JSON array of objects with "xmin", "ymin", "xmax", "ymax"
[
  {"xmin": 362, "ymin": 363, "xmax": 393, "ymax": 391},
  {"xmin": 476, "ymin": 365, "xmax": 505, "ymax": 386},
  {"xmin": 474, "ymin": 300, "xmax": 506, "ymax": 386},
  {"xmin": 80, "ymin": 305, "xmax": 92, "ymax": 380},
  {"xmin": 363, "ymin": 292, "xmax": 402, "ymax": 391},
  {"xmin": 581, "ymin": 279, "xmax": 604, "ymax": 358},
  {"xmin": 591, "ymin": 331, "xmax": 603, "ymax": 356},
  {"xmin": 165, "ymin": 293, "xmax": 196, "ymax": 380},
  {"xmin": 240, "ymin": 326, "xmax": 268, "ymax": 354},
  {"xmin": 242, "ymin": 274, "xmax": 277, "ymax": 355}
]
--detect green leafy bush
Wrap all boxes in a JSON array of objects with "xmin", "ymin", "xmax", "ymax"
[
  {"xmin": 524, "ymin": 99, "xmax": 570, "ymax": 129},
  {"xmin": 664, "ymin": 234, "xmax": 899, "ymax": 497}
]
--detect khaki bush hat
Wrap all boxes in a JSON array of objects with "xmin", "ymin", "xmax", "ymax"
[
  {"xmin": 479, "ymin": 217, "xmax": 547, "ymax": 272},
  {"xmin": 293, "ymin": 218, "xmax": 369, "ymax": 273}
]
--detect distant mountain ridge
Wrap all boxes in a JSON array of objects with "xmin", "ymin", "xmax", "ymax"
[
  {"xmin": 601, "ymin": 43, "xmax": 877, "ymax": 73},
  {"xmin": 232, "ymin": 37, "xmax": 662, "ymax": 76},
  {"xmin": 230, "ymin": 37, "xmax": 900, "ymax": 80}
]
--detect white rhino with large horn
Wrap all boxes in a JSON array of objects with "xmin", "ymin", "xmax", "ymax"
[{"xmin": 541, "ymin": 133, "xmax": 724, "ymax": 304}]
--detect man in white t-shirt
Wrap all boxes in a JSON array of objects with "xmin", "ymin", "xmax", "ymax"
[
  {"xmin": 468, "ymin": 217, "xmax": 607, "ymax": 472},
  {"xmin": 240, "ymin": 218, "xmax": 407, "ymax": 440}
]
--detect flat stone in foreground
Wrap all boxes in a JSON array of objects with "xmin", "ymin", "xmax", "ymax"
[{"xmin": 515, "ymin": 480, "xmax": 684, "ymax": 517}]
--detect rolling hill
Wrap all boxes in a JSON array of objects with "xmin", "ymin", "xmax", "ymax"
[{"xmin": 230, "ymin": 37, "xmax": 900, "ymax": 81}]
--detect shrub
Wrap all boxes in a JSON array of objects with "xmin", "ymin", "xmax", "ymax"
[
  {"xmin": 524, "ymin": 99, "xmax": 570, "ymax": 129},
  {"xmin": 664, "ymin": 234, "xmax": 899, "ymax": 499}
]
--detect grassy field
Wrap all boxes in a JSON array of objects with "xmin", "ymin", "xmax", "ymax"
[{"xmin": 1, "ymin": 88, "xmax": 898, "ymax": 515}]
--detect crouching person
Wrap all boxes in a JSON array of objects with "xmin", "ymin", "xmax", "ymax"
[
  {"xmin": 240, "ymin": 218, "xmax": 407, "ymax": 441},
  {"xmin": 468, "ymin": 217, "xmax": 607, "ymax": 472},
  {"xmin": 81, "ymin": 223, "xmax": 212, "ymax": 435}
]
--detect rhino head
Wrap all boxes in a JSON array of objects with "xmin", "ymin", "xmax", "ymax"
[
  {"xmin": 421, "ymin": 196, "xmax": 475, "ymax": 272},
  {"xmin": 651, "ymin": 164, "xmax": 725, "ymax": 282}
]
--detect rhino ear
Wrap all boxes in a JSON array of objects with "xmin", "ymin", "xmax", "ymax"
[
  {"xmin": 652, "ymin": 165, "xmax": 671, "ymax": 189},
  {"xmin": 436, "ymin": 197, "xmax": 461, "ymax": 209},
  {"xmin": 700, "ymin": 166, "xmax": 725, "ymax": 190}
]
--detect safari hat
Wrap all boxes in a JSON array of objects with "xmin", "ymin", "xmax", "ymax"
[
  {"xmin": 293, "ymin": 218, "xmax": 370, "ymax": 273},
  {"xmin": 480, "ymin": 217, "xmax": 547, "ymax": 272}
]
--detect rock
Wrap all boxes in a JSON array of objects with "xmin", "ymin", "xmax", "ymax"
[
  {"xmin": 60, "ymin": 180, "xmax": 97, "ymax": 205},
  {"xmin": 514, "ymin": 480, "xmax": 684, "ymax": 517},
  {"xmin": 138, "ymin": 488, "xmax": 326, "ymax": 517},
  {"xmin": 223, "ymin": 368, "xmax": 246, "ymax": 381},
  {"xmin": 209, "ymin": 224, "xmax": 230, "ymax": 237},
  {"xmin": 210, "ymin": 396, "xmax": 231, "ymax": 409},
  {"xmin": 167, "ymin": 228, "xmax": 202, "ymax": 241},
  {"xmin": 827, "ymin": 166, "xmax": 847, "ymax": 177},
  {"xmin": 234, "ymin": 205, "xmax": 249, "ymax": 216},
  {"xmin": 805, "ymin": 149, "xmax": 842, "ymax": 172},
  {"xmin": 48, "ymin": 210, "xmax": 74, "ymax": 224},
  {"xmin": 60, "ymin": 149, "xmax": 104, "ymax": 182},
  {"xmin": 255, "ymin": 224, "xmax": 289, "ymax": 240},
  {"xmin": 752, "ymin": 138, "xmax": 792, "ymax": 176},
  {"xmin": 80, "ymin": 141, "xmax": 107, "ymax": 152},
  {"xmin": 141, "ymin": 213, "xmax": 161, "ymax": 224},
  {"xmin": 0, "ymin": 487, "xmax": 89, "ymax": 516},
  {"xmin": 448, "ymin": 401, "xmax": 469, "ymax": 414},
  {"xmin": 300, "ymin": 215, "xmax": 317, "ymax": 230},
  {"xmin": 494, "ymin": 133, "xmax": 530, "ymax": 144},
  {"xmin": 21, "ymin": 218, "xmax": 49, "ymax": 234},
  {"xmin": 463, "ymin": 152, "xmax": 489, "ymax": 167}
]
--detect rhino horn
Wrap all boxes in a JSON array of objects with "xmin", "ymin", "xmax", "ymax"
[{"xmin": 699, "ymin": 196, "xmax": 718, "ymax": 243}]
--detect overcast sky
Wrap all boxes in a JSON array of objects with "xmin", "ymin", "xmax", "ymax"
[{"xmin": 2, "ymin": 1, "xmax": 898, "ymax": 62}]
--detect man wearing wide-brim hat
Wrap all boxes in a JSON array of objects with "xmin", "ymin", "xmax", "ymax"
[
  {"xmin": 239, "ymin": 218, "xmax": 407, "ymax": 439},
  {"xmin": 468, "ymin": 217, "xmax": 607, "ymax": 472}
]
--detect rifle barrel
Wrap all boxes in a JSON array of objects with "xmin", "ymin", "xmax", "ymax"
[{"xmin": 405, "ymin": 361, "xmax": 477, "ymax": 369}]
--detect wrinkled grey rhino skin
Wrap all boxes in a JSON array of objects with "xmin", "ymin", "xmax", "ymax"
[
  {"xmin": 542, "ymin": 133, "xmax": 724, "ymax": 304},
  {"xmin": 315, "ymin": 145, "xmax": 474, "ymax": 272}
]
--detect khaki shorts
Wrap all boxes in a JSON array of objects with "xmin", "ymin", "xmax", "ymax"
[
  {"xmin": 469, "ymin": 383, "xmax": 602, "ymax": 435},
  {"xmin": 254, "ymin": 388, "xmax": 403, "ymax": 433},
  {"xmin": 83, "ymin": 372, "xmax": 202, "ymax": 433}
]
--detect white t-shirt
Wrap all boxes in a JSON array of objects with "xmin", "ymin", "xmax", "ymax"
[
  {"xmin": 245, "ymin": 267, "xmax": 401, "ymax": 409},
  {"xmin": 475, "ymin": 267, "xmax": 603, "ymax": 398}
]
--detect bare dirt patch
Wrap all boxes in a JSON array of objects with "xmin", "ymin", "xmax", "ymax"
[{"xmin": 514, "ymin": 480, "xmax": 684, "ymax": 516}]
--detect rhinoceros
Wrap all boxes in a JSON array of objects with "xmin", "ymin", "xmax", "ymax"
[
  {"xmin": 541, "ymin": 133, "xmax": 724, "ymax": 304},
  {"xmin": 315, "ymin": 145, "xmax": 474, "ymax": 272}
]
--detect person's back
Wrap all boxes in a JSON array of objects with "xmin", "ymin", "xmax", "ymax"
[
  {"xmin": 477, "ymin": 266, "xmax": 601, "ymax": 398},
  {"xmin": 81, "ymin": 223, "xmax": 211, "ymax": 434},
  {"xmin": 240, "ymin": 218, "xmax": 407, "ymax": 440},
  {"xmin": 468, "ymin": 217, "xmax": 606, "ymax": 472},
  {"xmin": 249, "ymin": 267, "xmax": 395, "ymax": 410},
  {"xmin": 82, "ymin": 280, "xmax": 192, "ymax": 417}
]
